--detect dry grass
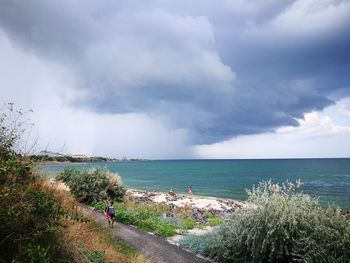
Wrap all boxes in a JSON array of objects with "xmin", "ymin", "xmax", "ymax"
[
  {"xmin": 43, "ymin": 179, "xmax": 152, "ymax": 263},
  {"xmin": 61, "ymin": 218, "xmax": 152, "ymax": 263},
  {"xmin": 174, "ymin": 203, "xmax": 193, "ymax": 218}
]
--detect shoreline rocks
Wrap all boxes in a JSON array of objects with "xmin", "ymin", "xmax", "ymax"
[{"xmin": 126, "ymin": 189, "xmax": 246, "ymax": 223}]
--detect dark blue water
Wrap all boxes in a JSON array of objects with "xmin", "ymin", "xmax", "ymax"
[{"xmin": 43, "ymin": 159, "xmax": 350, "ymax": 209}]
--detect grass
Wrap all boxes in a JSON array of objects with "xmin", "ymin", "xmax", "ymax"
[
  {"xmin": 61, "ymin": 216, "xmax": 151, "ymax": 263},
  {"xmin": 203, "ymin": 211, "xmax": 214, "ymax": 219},
  {"xmin": 207, "ymin": 217, "xmax": 223, "ymax": 226},
  {"xmin": 179, "ymin": 217, "xmax": 197, "ymax": 230},
  {"xmin": 116, "ymin": 203, "xmax": 177, "ymax": 237},
  {"xmin": 92, "ymin": 200, "xmax": 177, "ymax": 237},
  {"xmin": 174, "ymin": 203, "xmax": 193, "ymax": 218},
  {"xmin": 92, "ymin": 199, "xmax": 225, "ymax": 238},
  {"xmin": 38, "ymin": 180, "xmax": 151, "ymax": 263}
]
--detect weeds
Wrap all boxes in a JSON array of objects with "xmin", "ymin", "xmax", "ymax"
[
  {"xmin": 207, "ymin": 217, "xmax": 223, "ymax": 226},
  {"xmin": 115, "ymin": 204, "xmax": 177, "ymax": 237},
  {"xmin": 179, "ymin": 217, "xmax": 197, "ymax": 230}
]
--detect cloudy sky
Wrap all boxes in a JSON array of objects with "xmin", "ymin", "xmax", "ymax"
[{"xmin": 0, "ymin": 0, "xmax": 350, "ymax": 159}]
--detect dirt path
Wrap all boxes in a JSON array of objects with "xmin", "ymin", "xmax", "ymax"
[{"xmin": 78, "ymin": 204, "xmax": 212, "ymax": 263}]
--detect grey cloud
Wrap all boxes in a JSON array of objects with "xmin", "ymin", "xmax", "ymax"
[{"xmin": 0, "ymin": 0, "xmax": 349, "ymax": 144}]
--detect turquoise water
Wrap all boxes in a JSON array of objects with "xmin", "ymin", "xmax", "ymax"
[{"xmin": 43, "ymin": 159, "xmax": 350, "ymax": 209}]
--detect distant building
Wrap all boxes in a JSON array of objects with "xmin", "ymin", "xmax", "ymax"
[
  {"xmin": 70, "ymin": 154, "xmax": 89, "ymax": 158},
  {"xmin": 37, "ymin": 150, "xmax": 65, "ymax": 157}
]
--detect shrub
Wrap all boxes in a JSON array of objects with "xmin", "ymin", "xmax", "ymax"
[
  {"xmin": 207, "ymin": 217, "xmax": 223, "ymax": 226},
  {"xmin": 203, "ymin": 211, "xmax": 214, "ymax": 219},
  {"xmin": 57, "ymin": 167, "xmax": 126, "ymax": 203},
  {"xmin": 116, "ymin": 208, "xmax": 141, "ymax": 226},
  {"xmin": 91, "ymin": 200, "xmax": 108, "ymax": 211},
  {"xmin": 15, "ymin": 243, "xmax": 51, "ymax": 263},
  {"xmin": 56, "ymin": 167, "xmax": 79, "ymax": 183},
  {"xmin": 179, "ymin": 233, "xmax": 220, "ymax": 256},
  {"xmin": 154, "ymin": 221, "xmax": 177, "ymax": 237},
  {"xmin": 181, "ymin": 180, "xmax": 350, "ymax": 263},
  {"xmin": 179, "ymin": 217, "xmax": 197, "ymax": 230}
]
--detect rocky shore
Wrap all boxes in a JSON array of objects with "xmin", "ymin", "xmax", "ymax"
[{"xmin": 126, "ymin": 189, "xmax": 247, "ymax": 223}]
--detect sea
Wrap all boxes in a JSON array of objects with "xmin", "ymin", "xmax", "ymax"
[{"xmin": 43, "ymin": 158, "xmax": 350, "ymax": 210}]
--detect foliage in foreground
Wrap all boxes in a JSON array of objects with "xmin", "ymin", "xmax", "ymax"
[
  {"xmin": 57, "ymin": 167, "xmax": 126, "ymax": 203},
  {"xmin": 0, "ymin": 105, "xmax": 68, "ymax": 262},
  {"xmin": 0, "ymin": 104, "xmax": 150, "ymax": 262},
  {"xmin": 180, "ymin": 180, "xmax": 350, "ymax": 263}
]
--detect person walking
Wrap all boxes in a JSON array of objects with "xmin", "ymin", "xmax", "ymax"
[
  {"xmin": 188, "ymin": 186, "xmax": 193, "ymax": 199},
  {"xmin": 105, "ymin": 201, "xmax": 116, "ymax": 228}
]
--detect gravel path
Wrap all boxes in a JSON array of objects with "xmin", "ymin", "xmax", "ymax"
[{"xmin": 78, "ymin": 204, "xmax": 212, "ymax": 263}]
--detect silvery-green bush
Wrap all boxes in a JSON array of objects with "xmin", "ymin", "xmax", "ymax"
[
  {"xmin": 180, "ymin": 180, "xmax": 350, "ymax": 262},
  {"xmin": 57, "ymin": 167, "xmax": 126, "ymax": 203}
]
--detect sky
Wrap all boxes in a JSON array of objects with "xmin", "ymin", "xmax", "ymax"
[{"xmin": 0, "ymin": 0, "xmax": 350, "ymax": 159}]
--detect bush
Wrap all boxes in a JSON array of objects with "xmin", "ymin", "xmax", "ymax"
[
  {"xmin": 15, "ymin": 243, "xmax": 51, "ymax": 263},
  {"xmin": 181, "ymin": 180, "xmax": 350, "ymax": 263},
  {"xmin": 56, "ymin": 167, "xmax": 79, "ymax": 183},
  {"xmin": 179, "ymin": 217, "xmax": 197, "ymax": 230},
  {"xmin": 203, "ymin": 211, "xmax": 214, "ymax": 219},
  {"xmin": 57, "ymin": 167, "xmax": 126, "ymax": 203},
  {"xmin": 179, "ymin": 233, "xmax": 220, "ymax": 256},
  {"xmin": 91, "ymin": 200, "xmax": 108, "ymax": 211},
  {"xmin": 116, "ymin": 207, "xmax": 141, "ymax": 226},
  {"xmin": 154, "ymin": 221, "xmax": 177, "ymax": 237},
  {"xmin": 207, "ymin": 217, "xmax": 223, "ymax": 226}
]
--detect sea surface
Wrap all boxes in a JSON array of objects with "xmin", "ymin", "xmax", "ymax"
[{"xmin": 43, "ymin": 159, "xmax": 350, "ymax": 209}]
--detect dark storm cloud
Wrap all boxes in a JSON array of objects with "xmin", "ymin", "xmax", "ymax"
[{"xmin": 0, "ymin": 0, "xmax": 349, "ymax": 144}]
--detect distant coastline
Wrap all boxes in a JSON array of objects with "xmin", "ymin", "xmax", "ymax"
[{"xmin": 30, "ymin": 150, "xmax": 148, "ymax": 163}]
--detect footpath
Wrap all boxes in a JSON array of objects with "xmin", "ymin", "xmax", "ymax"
[{"xmin": 78, "ymin": 204, "xmax": 212, "ymax": 263}]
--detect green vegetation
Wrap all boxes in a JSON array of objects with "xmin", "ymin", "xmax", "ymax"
[
  {"xmin": 202, "ymin": 211, "xmax": 223, "ymax": 226},
  {"xmin": 0, "ymin": 104, "xmax": 67, "ymax": 262},
  {"xmin": 180, "ymin": 180, "xmax": 350, "ymax": 262},
  {"xmin": 207, "ymin": 217, "xmax": 223, "ymax": 226},
  {"xmin": 0, "ymin": 104, "xmax": 150, "ymax": 263},
  {"xmin": 202, "ymin": 211, "xmax": 214, "ymax": 219},
  {"xmin": 124, "ymin": 199, "xmax": 170, "ymax": 214},
  {"xmin": 179, "ymin": 217, "xmax": 197, "ymax": 230},
  {"xmin": 93, "ymin": 201, "xmax": 177, "ymax": 237},
  {"xmin": 57, "ymin": 167, "xmax": 126, "ymax": 203},
  {"xmin": 178, "ymin": 233, "xmax": 219, "ymax": 256},
  {"xmin": 93, "ymin": 198, "xmax": 224, "ymax": 237},
  {"xmin": 30, "ymin": 154, "xmax": 110, "ymax": 163}
]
